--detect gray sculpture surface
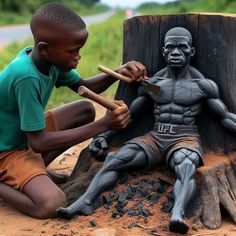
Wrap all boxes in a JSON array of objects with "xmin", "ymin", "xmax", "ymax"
[{"xmin": 57, "ymin": 27, "xmax": 236, "ymax": 234}]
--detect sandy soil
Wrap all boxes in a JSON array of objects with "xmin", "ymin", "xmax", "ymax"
[{"xmin": 1, "ymin": 103, "xmax": 236, "ymax": 236}]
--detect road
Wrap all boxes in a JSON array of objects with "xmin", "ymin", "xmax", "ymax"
[{"xmin": 0, "ymin": 11, "xmax": 115, "ymax": 46}]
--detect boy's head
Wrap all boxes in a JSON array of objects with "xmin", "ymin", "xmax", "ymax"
[{"xmin": 30, "ymin": 2, "xmax": 88, "ymax": 71}]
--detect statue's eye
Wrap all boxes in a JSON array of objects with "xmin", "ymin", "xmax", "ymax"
[
  {"xmin": 180, "ymin": 44, "xmax": 188, "ymax": 50},
  {"xmin": 165, "ymin": 44, "xmax": 173, "ymax": 50}
]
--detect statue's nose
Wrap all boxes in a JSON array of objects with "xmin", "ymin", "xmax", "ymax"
[{"xmin": 172, "ymin": 48, "xmax": 181, "ymax": 55}]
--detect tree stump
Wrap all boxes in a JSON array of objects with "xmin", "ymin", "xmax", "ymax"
[
  {"xmin": 192, "ymin": 152, "xmax": 236, "ymax": 229},
  {"xmin": 61, "ymin": 13, "xmax": 236, "ymax": 230},
  {"xmin": 60, "ymin": 147, "xmax": 103, "ymax": 204}
]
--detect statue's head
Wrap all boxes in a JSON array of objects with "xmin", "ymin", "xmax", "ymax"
[{"xmin": 162, "ymin": 27, "xmax": 195, "ymax": 69}]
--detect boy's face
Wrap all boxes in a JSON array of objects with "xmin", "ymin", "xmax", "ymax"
[{"xmin": 46, "ymin": 28, "xmax": 88, "ymax": 71}]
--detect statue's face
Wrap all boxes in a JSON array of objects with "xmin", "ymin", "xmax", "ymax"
[{"xmin": 162, "ymin": 35, "xmax": 195, "ymax": 69}]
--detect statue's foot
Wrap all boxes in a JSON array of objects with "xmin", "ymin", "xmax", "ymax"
[
  {"xmin": 169, "ymin": 218, "xmax": 189, "ymax": 234},
  {"xmin": 57, "ymin": 198, "xmax": 95, "ymax": 219},
  {"xmin": 56, "ymin": 207, "xmax": 74, "ymax": 220}
]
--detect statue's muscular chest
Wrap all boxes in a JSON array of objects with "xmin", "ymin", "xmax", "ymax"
[{"xmin": 149, "ymin": 78, "xmax": 204, "ymax": 105}]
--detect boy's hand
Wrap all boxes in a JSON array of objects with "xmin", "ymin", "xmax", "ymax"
[
  {"xmin": 104, "ymin": 100, "xmax": 130, "ymax": 130},
  {"xmin": 116, "ymin": 61, "xmax": 148, "ymax": 82}
]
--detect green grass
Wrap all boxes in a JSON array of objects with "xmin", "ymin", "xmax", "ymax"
[
  {"xmin": 0, "ymin": 12, "xmax": 125, "ymax": 110},
  {"xmin": 0, "ymin": 4, "xmax": 109, "ymax": 26},
  {"xmin": 137, "ymin": 0, "xmax": 236, "ymax": 15}
]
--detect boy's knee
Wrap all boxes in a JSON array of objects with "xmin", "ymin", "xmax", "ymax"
[
  {"xmin": 84, "ymin": 101, "xmax": 96, "ymax": 121},
  {"xmin": 36, "ymin": 188, "xmax": 67, "ymax": 219},
  {"xmin": 78, "ymin": 100, "xmax": 96, "ymax": 122}
]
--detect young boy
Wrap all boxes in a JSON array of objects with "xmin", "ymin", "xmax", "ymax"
[{"xmin": 0, "ymin": 2, "xmax": 147, "ymax": 219}]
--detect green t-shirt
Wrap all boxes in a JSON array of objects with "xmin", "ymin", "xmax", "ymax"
[{"xmin": 0, "ymin": 47, "xmax": 81, "ymax": 151}]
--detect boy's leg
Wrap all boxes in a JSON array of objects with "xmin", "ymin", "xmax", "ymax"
[
  {"xmin": 0, "ymin": 175, "xmax": 66, "ymax": 219},
  {"xmin": 0, "ymin": 149, "xmax": 66, "ymax": 219},
  {"xmin": 43, "ymin": 100, "xmax": 95, "ymax": 166}
]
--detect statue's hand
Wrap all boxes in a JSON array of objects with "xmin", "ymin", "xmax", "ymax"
[{"xmin": 89, "ymin": 135, "xmax": 109, "ymax": 161}]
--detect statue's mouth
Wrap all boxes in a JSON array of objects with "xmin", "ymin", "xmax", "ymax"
[{"xmin": 169, "ymin": 57, "xmax": 182, "ymax": 63}]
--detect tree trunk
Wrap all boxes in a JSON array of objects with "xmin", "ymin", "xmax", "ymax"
[
  {"xmin": 192, "ymin": 152, "xmax": 236, "ymax": 229},
  {"xmin": 60, "ymin": 146, "xmax": 103, "ymax": 204}
]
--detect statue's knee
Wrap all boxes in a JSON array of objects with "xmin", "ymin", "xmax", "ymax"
[
  {"xmin": 188, "ymin": 152, "xmax": 200, "ymax": 166},
  {"xmin": 104, "ymin": 152, "xmax": 117, "ymax": 164},
  {"xmin": 171, "ymin": 148, "xmax": 188, "ymax": 167},
  {"xmin": 172, "ymin": 148, "xmax": 199, "ymax": 166}
]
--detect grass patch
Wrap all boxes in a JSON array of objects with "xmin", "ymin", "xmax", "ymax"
[
  {"xmin": 137, "ymin": 0, "xmax": 236, "ymax": 15},
  {"xmin": 0, "ymin": 12, "xmax": 125, "ymax": 110}
]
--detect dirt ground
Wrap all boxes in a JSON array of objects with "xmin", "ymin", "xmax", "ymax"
[{"xmin": 1, "ymin": 103, "xmax": 236, "ymax": 236}]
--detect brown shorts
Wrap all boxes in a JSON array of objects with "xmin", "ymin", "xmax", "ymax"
[
  {"xmin": 0, "ymin": 110, "xmax": 59, "ymax": 191},
  {"xmin": 126, "ymin": 131, "xmax": 203, "ymax": 168}
]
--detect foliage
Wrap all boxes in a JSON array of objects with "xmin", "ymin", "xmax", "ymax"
[
  {"xmin": 0, "ymin": 0, "xmax": 108, "ymax": 25},
  {"xmin": 0, "ymin": 12, "xmax": 124, "ymax": 109},
  {"xmin": 0, "ymin": 0, "xmax": 100, "ymax": 13},
  {"xmin": 137, "ymin": 0, "xmax": 236, "ymax": 14}
]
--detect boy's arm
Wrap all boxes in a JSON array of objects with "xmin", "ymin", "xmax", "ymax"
[
  {"xmin": 27, "ymin": 101, "xmax": 130, "ymax": 153},
  {"xmin": 69, "ymin": 61, "xmax": 147, "ymax": 93}
]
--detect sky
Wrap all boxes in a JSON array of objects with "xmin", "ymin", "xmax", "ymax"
[{"xmin": 100, "ymin": 0, "xmax": 176, "ymax": 8}]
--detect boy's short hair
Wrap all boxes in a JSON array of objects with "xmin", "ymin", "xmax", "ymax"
[{"xmin": 30, "ymin": 2, "xmax": 86, "ymax": 35}]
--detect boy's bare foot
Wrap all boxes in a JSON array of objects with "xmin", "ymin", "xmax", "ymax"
[{"xmin": 47, "ymin": 170, "xmax": 69, "ymax": 184}]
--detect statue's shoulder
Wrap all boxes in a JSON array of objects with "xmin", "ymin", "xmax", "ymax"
[
  {"xmin": 197, "ymin": 78, "xmax": 219, "ymax": 99},
  {"xmin": 188, "ymin": 66, "xmax": 219, "ymax": 98},
  {"xmin": 153, "ymin": 67, "xmax": 167, "ymax": 77},
  {"xmin": 189, "ymin": 66, "xmax": 205, "ymax": 79},
  {"xmin": 149, "ymin": 67, "xmax": 167, "ymax": 83}
]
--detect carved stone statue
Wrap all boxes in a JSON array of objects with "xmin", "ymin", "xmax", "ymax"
[{"xmin": 57, "ymin": 27, "xmax": 236, "ymax": 234}]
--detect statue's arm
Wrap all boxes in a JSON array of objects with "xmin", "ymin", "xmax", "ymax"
[
  {"xmin": 97, "ymin": 95, "xmax": 152, "ymax": 139},
  {"xmin": 203, "ymin": 79, "xmax": 236, "ymax": 132},
  {"xmin": 207, "ymin": 98, "xmax": 236, "ymax": 132},
  {"xmin": 89, "ymin": 95, "xmax": 152, "ymax": 159}
]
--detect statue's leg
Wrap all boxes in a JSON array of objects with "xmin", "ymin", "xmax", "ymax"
[
  {"xmin": 168, "ymin": 148, "xmax": 200, "ymax": 234},
  {"xmin": 57, "ymin": 144, "xmax": 147, "ymax": 219}
]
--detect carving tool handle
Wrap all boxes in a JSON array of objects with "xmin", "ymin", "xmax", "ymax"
[
  {"xmin": 78, "ymin": 86, "xmax": 119, "ymax": 111},
  {"xmin": 98, "ymin": 65, "xmax": 133, "ymax": 83}
]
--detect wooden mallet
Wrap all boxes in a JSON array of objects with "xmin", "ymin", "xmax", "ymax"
[
  {"xmin": 78, "ymin": 86, "xmax": 119, "ymax": 110},
  {"xmin": 98, "ymin": 65, "xmax": 132, "ymax": 83},
  {"xmin": 98, "ymin": 64, "xmax": 160, "ymax": 94}
]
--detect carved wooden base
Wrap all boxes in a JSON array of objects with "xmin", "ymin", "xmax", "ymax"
[
  {"xmin": 192, "ymin": 152, "xmax": 236, "ymax": 229},
  {"xmin": 60, "ymin": 146, "xmax": 102, "ymax": 204},
  {"xmin": 60, "ymin": 148, "xmax": 236, "ymax": 230}
]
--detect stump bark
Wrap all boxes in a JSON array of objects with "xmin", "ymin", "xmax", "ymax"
[
  {"xmin": 60, "ymin": 147, "xmax": 103, "ymax": 204},
  {"xmin": 192, "ymin": 152, "xmax": 236, "ymax": 229}
]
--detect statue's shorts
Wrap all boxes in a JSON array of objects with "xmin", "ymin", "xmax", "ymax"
[
  {"xmin": 126, "ymin": 123, "xmax": 203, "ymax": 168},
  {"xmin": 0, "ymin": 111, "xmax": 59, "ymax": 191}
]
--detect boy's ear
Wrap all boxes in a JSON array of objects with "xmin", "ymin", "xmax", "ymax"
[{"xmin": 37, "ymin": 42, "xmax": 49, "ymax": 56}]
